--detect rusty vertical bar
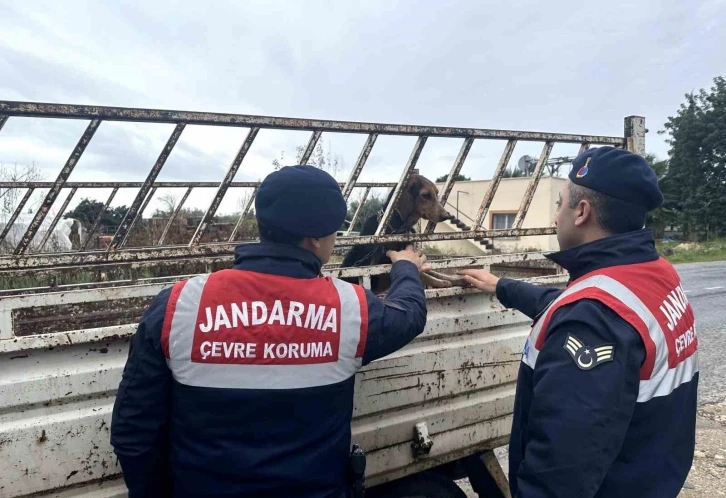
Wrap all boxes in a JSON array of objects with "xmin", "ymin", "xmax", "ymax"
[
  {"xmin": 624, "ymin": 116, "xmax": 646, "ymax": 156},
  {"xmin": 374, "ymin": 135, "xmax": 427, "ymax": 236},
  {"xmin": 0, "ymin": 115, "xmax": 8, "ymax": 133},
  {"xmin": 345, "ymin": 186, "xmax": 371, "ymax": 236},
  {"xmin": 425, "ymin": 137, "xmax": 474, "ymax": 233},
  {"xmin": 37, "ymin": 187, "xmax": 78, "ymax": 252},
  {"xmin": 474, "ymin": 139, "xmax": 517, "ymax": 229},
  {"xmin": 578, "ymin": 143, "xmax": 590, "ymax": 155},
  {"xmin": 342, "ymin": 133, "xmax": 378, "ymax": 201},
  {"xmin": 119, "ymin": 187, "xmax": 157, "ymax": 249},
  {"xmin": 157, "ymin": 187, "xmax": 193, "ymax": 246},
  {"xmin": 189, "ymin": 127, "xmax": 259, "ymax": 246},
  {"xmin": 80, "ymin": 187, "xmax": 118, "ymax": 250},
  {"xmin": 0, "ymin": 188, "xmax": 34, "ymax": 244},
  {"xmin": 512, "ymin": 141, "xmax": 554, "ymax": 229},
  {"xmin": 14, "ymin": 119, "xmax": 101, "ymax": 255},
  {"xmin": 228, "ymin": 187, "xmax": 258, "ymax": 242},
  {"xmin": 299, "ymin": 130, "xmax": 322, "ymax": 165},
  {"xmin": 109, "ymin": 123, "xmax": 185, "ymax": 250}
]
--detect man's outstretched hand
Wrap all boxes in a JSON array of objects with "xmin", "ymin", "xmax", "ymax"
[
  {"xmin": 387, "ymin": 245, "xmax": 432, "ymax": 273},
  {"xmin": 456, "ymin": 268, "xmax": 500, "ymax": 293}
]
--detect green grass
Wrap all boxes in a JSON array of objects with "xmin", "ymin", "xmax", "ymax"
[{"xmin": 658, "ymin": 239, "xmax": 726, "ymax": 264}]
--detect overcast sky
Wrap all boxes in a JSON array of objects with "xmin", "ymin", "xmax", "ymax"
[{"xmin": 1, "ymin": 0, "xmax": 724, "ymax": 214}]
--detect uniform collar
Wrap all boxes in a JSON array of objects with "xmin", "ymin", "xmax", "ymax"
[
  {"xmin": 233, "ymin": 242, "xmax": 323, "ymax": 279},
  {"xmin": 546, "ymin": 229, "xmax": 659, "ymax": 282}
]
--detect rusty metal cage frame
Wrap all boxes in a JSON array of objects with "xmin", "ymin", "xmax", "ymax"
[{"xmin": 0, "ymin": 101, "xmax": 645, "ymax": 286}]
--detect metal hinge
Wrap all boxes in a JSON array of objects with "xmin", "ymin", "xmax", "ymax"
[{"xmin": 412, "ymin": 422, "xmax": 434, "ymax": 458}]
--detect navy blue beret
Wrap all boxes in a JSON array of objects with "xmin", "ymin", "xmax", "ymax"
[
  {"xmin": 255, "ymin": 165, "xmax": 347, "ymax": 238},
  {"xmin": 569, "ymin": 147, "xmax": 664, "ymax": 211}
]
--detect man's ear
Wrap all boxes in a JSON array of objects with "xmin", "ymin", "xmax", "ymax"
[{"xmin": 573, "ymin": 200, "xmax": 593, "ymax": 227}]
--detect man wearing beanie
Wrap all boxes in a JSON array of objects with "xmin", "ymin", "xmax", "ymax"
[
  {"xmin": 459, "ymin": 147, "xmax": 698, "ymax": 498},
  {"xmin": 111, "ymin": 165, "xmax": 430, "ymax": 498}
]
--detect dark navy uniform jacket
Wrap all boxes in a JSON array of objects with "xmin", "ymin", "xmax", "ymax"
[
  {"xmin": 498, "ymin": 230, "xmax": 698, "ymax": 498},
  {"xmin": 110, "ymin": 243, "xmax": 427, "ymax": 498}
]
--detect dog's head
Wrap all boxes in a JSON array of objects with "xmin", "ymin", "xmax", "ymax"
[{"xmin": 396, "ymin": 174, "xmax": 453, "ymax": 224}]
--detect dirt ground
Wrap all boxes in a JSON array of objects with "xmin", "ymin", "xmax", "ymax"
[
  {"xmin": 680, "ymin": 401, "xmax": 726, "ymax": 497},
  {"xmin": 456, "ymin": 402, "xmax": 726, "ymax": 497}
]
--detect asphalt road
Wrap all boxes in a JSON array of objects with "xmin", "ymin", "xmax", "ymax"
[{"xmin": 676, "ymin": 261, "xmax": 726, "ymax": 404}]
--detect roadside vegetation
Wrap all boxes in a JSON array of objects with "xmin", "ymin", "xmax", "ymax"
[{"xmin": 658, "ymin": 239, "xmax": 726, "ymax": 265}]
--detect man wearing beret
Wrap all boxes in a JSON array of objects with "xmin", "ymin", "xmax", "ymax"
[
  {"xmin": 111, "ymin": 166, "xmax": 431, "ymax": 498},
  {"xmin": 460, "ymin": 147, "xmax": 698, "ymax": 498}
]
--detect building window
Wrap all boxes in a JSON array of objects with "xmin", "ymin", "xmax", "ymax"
[{"xmin": 491, "ymin": 212, "xmax": 517, "ymax": 230}]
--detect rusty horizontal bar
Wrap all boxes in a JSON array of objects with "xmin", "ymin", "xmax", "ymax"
[
  {"xmin": 14, "ymin": 119, "xmax": 101, "ymax": 255},
  {"xmin": 0, "ymin": 252, "xmax": 553, "ymax": 294},
  {"xmin": 0, "ymin": 227, "xmax": 556, "ymax": 271},
  {"xmin": 0, "ymin": 100, "xmax": 625, "ymax": 144},
  {"xmin": 0, "ymin": 181, "xmax": 398, "ymax": 189}
]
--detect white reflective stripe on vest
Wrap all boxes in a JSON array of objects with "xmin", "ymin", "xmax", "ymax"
[
  {"xmin": 523, "ymin": 275, "xmax": 608, "ymax": 370},
  {"xmin": 523, "ymin": 274, "xmax": 698, "ymax": 403},
  {"xmin": 166, "ymin": 275, "xmax": 364, "ymax": 390}
]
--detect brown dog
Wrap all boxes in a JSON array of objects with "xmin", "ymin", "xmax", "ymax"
[{"xmin": 341, "ymin": 174, "xmax": 468, "ymax": 293}]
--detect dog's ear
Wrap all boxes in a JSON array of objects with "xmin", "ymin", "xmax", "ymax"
[
  {"xmin": 393, "ymin": 175, "xmax": 421, "ymax": 222},
  {"xmin": 407, "ymin": 174, "xmax": 423, "ymax": 199}
]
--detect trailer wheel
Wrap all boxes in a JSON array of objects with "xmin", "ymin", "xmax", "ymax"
[{"xmin": 370, "ymin": 471, "xmax": 469, "ymax": 498}]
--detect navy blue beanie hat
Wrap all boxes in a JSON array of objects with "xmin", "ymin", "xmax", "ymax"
[
  {"xmin": 255, "ymin": 165, "xmax": 347, "ymax": 238},
  {"xmin": 569, "ymin": 147, "xmax": 664, "ymax": 211}
]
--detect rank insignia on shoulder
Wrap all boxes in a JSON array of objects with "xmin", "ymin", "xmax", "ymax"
[{"xmin": 564, "ymin": 334, "xmax": 615, "ymax": 370}]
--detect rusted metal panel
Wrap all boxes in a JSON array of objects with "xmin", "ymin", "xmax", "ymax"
[
  {"xmin": 0, "ymin": 188, "xmax": 34, "ymax": 245},
  {"xmin": 425, "ymin": 137, "xmax": 475, "ymax": 233},
  {"xmin": 37, "ymin": 187, "xmax": 78, "ymax": 252},
  {"xmin": 228, "ymin": 187, "xmax": 257, "ymax": 242},
  {"xmin": 109, "ymin": 123, "xmax": 185, "ymax": 251},
  {"xmin": 624, "ymin": 116, "xmax": 646, "ymax": 156},
  {"xmin": 0, "ymin": 181, "xmax": 398, "ymax": 189},
  {"xmin": 13, "ymin": 120, "xmax": 101, "ymax": 255},
  {"xmin": 0, "ymin": 226, "xmax": 557, "ymax": 275},
  {"xmin": 157, "ymin": 187, "xmax": 193, "ymax": 246},
  {"xmin": 346, "ymin": 186, "xmax": 371, "ymax": 236},
  {"xmin": 189, "ymin": 127, "xmax": 260, "ymax": 246},
  {"xmin": 512, "ymin": 141, "xmax": 554, "ymax": 229},
  {"xmin": 475, "ymin": 139, "xmax": 517, "ymax": 229},
  {"xmin": 298, "ymin": 130, "xmax": 322, "ymax": 165},
  {"xmin": 374, "ymin": 135, "xmax": 427, "ymax": 236},
  {"xmin": 0, "ymin": 100, "xmax": 625, "ymax": 144},
  {"xmin": 80, "ymin": 188, "xmax": 119, "ymax": 251},
  {"xmin": 341, "ymin": 133, "xmax": 378, "ymax": 201}
]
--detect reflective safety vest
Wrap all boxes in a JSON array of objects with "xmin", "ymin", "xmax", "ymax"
[
  {"xmin": 523, "ymin": 257, "xmax": 698, "ymax": 402},
  {"xmin": 161, "ymin": 269, "xmax": 369, "ymax": 389}
]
